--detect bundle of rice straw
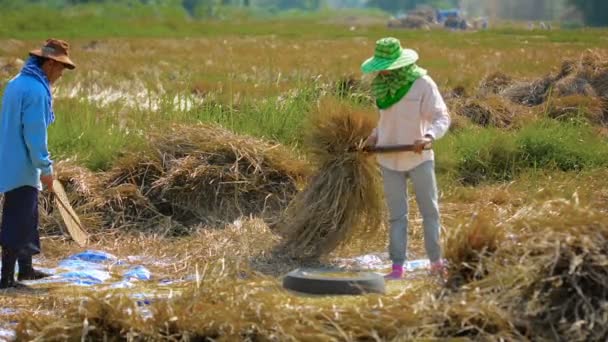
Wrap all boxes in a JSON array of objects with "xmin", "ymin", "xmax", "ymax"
[
  {"xmin": 543, "ymin": 95, "xmax": 605, "ymax": 124},
  {"xmin": 506, "ymin": 200, "xmax": 608, "ymax": 341},
  {"xmin": 99, "ymin": 123, "xmax": 307, "ymax": 234},
  {"xmin": 502, "ymin": 77, "xmax": 555, "ymax": 106},
  {"xmin": 147, "ymin": 124, "xmax": 308, "ymax": 227},
  {"xmin": 451, "ymin": 96, "xmax": 527, "ymax": 128},
  {"xmin": 279, "ymin": 98, "xmax": 384, "ymax": 260},
  {"xmin": 477, "ymin": 71, "xmax": 513, "ymax": 97},
  {"xmin": 443, "ymin": 208, "xmax": 504, "ymax": 289}
]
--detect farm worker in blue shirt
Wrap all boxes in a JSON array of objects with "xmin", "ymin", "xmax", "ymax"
[{"xmin": 0, "ymin": 39, "xmax": 76, "ymax": 289}]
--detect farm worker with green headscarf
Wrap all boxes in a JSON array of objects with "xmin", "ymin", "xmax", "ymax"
[{"xmin": 361, "ymin": 37, "xmax": 450, "ymax": 280}]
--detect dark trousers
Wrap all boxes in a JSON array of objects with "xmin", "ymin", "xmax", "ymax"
[
  {"xmin": 1, "ymin": 186, "xmax": 41, "ymax": 256},
  {"xmin": 1, "ymin": 186, "xmax": 40, "ymax": 284}
]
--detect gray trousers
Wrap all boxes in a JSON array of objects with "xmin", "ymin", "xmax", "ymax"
[{"xmin": 381, "ymin": 161, "xmax": 442, "ymax": 265}]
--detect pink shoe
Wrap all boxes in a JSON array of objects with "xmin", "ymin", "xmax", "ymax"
[
  {"xmin": 429, "ymin": 260, "xmax": 447, "ymax": 277},
  {"xmin": 384, "ymin": 264, "xmax": 404, "ymax": 280}
]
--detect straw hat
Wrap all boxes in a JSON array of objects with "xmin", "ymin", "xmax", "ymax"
[
  {"xmin": 361, "ymin": 37, "xmax": 418, "ymax": 74},
  {"xmin": 29, "ymin": 38, "xmax": 76, "ymax": 70}
]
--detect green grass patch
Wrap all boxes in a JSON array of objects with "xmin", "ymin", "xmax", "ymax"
[
  {"xmin": 436, "ymin": 120, "xmax": 608, "ymax": 185},
  {"xmin": 49, "ymin": 98, "xmax": 145, "ymax": 171}
]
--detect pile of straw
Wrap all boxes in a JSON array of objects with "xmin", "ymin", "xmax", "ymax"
[
  {"xmin": 33, "ymin": 125, "xmax": 308, "ymax": 237},
  {"xmin": 450, "ymin": 51, "xmax": 608, "ymax": 129},
  {"xmin": 502, "ymin": 77, "xmax": 555, "ymax": 106},
  {"xmin": 451, "ymin": 95, "xmax": 522, "ymax": 128},
  {"xmin": 443, "ymin": 208, "xmax": 504, "ymax": 289},
  {"xmin": 97, "ymin": 124, "xmax": 308, "ymax": 234},
  {"xmin": 441, "ymin": 198, "xmax": 608, "ymax": 341},
  {"xmin": 278, "ymin": 98, "xmax": 384, "ymax": 260},
  {"xmin": 503, "ymin": 51, "xmax": 608, "ymax": 112},
  {"xmin": 146, "ymin": 125, "xmax": 308, "ymax": 227},
  {"xmin": 478, "ymin": 71, "xmax": 513, "ymax": 97},
  {"xmin": 507, "ymin": 200, "xmax": 608, "ymax": 340},
  {"xmin": 544, "ymin": 95, "xmax": 605, "ymax": 124}
]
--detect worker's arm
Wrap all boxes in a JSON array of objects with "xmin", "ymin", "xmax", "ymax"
[
  {"xmin": 421, "ymin": 77, "xmax": 450, "ymax": 141},
  {"xmin": 22, "ymin": 88, "xmax": 53, "ymax": 176}
]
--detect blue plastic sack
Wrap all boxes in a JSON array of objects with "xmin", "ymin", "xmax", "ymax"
[
  {"xmin": 67, "ymin": 250, "xmax": 117, "ymax": 263},
  {"xmin": 56, "ymin": 269, "xmax": 111, "ymax": 286},
  {"xmin": 123, "ymin": 266, "xmax": 151, "ymax": 281},
  {"xmin": 58, "ymin": 259, "xmax": 107, "ymax": 271}
]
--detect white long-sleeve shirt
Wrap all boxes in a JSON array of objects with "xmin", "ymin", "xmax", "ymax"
[{"xmin": 370, "ymin": 75, "xmax": 450, "ymax": 172}]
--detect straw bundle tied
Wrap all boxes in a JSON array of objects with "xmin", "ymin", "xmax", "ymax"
[{"xmin": 279, "ymin": 98, "xmax": 384, "ymax": 260}]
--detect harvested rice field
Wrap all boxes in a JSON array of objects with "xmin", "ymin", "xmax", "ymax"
[{"xmin": 1, "ymin": 7, "xmax": 608, "ymax": 341}]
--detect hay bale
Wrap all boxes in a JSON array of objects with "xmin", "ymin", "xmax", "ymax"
[
  {"xmin": 10, "ymin": 125, "xmax": 308, "ymax": 237},
  {"xmin": 278, "ymin": 98, "xmax": 384, "ymax": 260},
  {"xmin": 441, "ymin": 199, "xmax": 608, "ymax": 341},
  {"xmin": 543, "ymin": 95, "xmax": 605, "ymax": 125}
]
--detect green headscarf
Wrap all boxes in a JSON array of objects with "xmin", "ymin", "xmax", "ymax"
[{"xmin": 371, "ymin": 64, "xmax": 427, "ymax": 110}]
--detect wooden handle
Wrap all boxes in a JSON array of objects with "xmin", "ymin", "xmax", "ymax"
[{"xmin": 363, "ymin": 143, "xmax": 432, "ymax": 153}]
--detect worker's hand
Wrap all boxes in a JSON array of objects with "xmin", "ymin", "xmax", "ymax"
[
  {"xmin": 413, "ymin": 136, "xmax": 433, "ymax": 154},
  {"xmin": 40, "ymin": 173, "xmax": 54, "ymax": 192},
  {"xmin": 365, "ymin": 134, "xmax": 377, "ymax": 147},
  {"xmin": 362, "ymin": 135, "xmax": 377, "ymax": 153}
]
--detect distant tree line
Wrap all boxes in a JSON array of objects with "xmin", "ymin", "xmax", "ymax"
[
  {"xmin": 567, "ymin": 0, "xmax": 608, "ymax": 26},
  {"xmin": 0, "ymin": 0, "xmax": 606, "ymax": 26}
]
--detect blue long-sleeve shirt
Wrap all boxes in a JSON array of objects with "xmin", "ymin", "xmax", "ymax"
[{"xmin": 0, "ymin": 73, "xmax": 53, "ymax": 193}]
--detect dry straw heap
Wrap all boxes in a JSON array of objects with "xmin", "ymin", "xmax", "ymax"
[
  {"xmin": 14, "ymin": 196, "xmax": 608, "ymax": 341},
  {"xmin": 278, "ymin": 98, "xmax": 384, "ymax": 260},
  {"xmin": 37, "ymin": 124, "xmax": 309, "ymax": 238},
  {"xmin": 449, "ymin": 50, "xmax": 608, "ymax": 129}
]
